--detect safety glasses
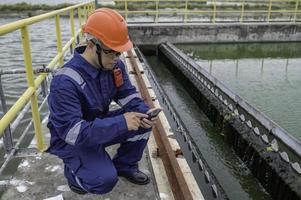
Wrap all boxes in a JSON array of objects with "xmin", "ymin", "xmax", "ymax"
[
  {"xmin": 90, "ymin": 38, "xmax": 121, "ymax": 57},
  {"xmin": 102, "ymin": 48, "xmax": 121, "ymax": 57}
]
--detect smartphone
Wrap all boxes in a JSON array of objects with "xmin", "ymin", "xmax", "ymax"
[{"xmin": 147, "ymin": 108, "xmax": 162, "ymax": 120}]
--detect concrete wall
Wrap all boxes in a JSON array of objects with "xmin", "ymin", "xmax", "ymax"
[{"xmin": 128, "ymin": 23, "xmax": 301, "ymax": 45}]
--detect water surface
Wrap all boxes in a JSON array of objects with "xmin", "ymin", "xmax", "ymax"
[
  {"xmin": 177, "ymin": 43, "xmax": 301, "ymax": 141},
  {"xmin": 146, "ymin": 55, "xmax": 271, "ymax": 200}
]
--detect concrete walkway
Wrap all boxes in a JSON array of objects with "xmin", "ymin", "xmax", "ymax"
[
  {"xmin": 1, "ymin": 119, "xmax": 158, "ymax": 200},
  {"xmin": 1, "ymin": 50, "xmax": 203, "ymax": 200}
]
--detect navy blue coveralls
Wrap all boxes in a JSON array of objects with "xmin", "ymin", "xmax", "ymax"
[{"xmin": 47, "ymin": 46, "xmax": 151, "ymax": 194}]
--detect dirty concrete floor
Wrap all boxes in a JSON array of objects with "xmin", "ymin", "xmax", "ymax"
[{"xmin": 1, "ymin": 121, "xmax": 159, "ymax": 200}]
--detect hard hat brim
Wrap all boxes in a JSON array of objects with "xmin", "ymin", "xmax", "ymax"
[{"xmin": 112, "ymin": 40, "xmax": 133, "ymax": 52}]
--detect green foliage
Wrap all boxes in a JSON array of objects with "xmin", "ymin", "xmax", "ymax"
[
  {"xmin": 98, "ymin": 1, "xmax": 298, "ymax": 11},
  {"xmin": 0, "ymin": 2, "xmax": 74, "ymax": 11}
]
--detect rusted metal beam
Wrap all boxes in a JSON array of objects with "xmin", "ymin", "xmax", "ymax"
[{"xmin": 127, "ymin": 50, "xmax": 193, "ymax": 200}]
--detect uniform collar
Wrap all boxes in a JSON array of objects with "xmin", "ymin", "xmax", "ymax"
[{"xmin": 74, "ymin": 45, "xmax": 100, "ymax": 79}]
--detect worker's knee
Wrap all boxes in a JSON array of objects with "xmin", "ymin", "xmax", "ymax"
[
  {"xmin": 97, "ymin": 172, "xmax": 118, "ymax": 194},
  {"xmin": 66, "ymin": 165, "xmax": 118, "ymax": 194},
  {"xmin": 88, "ymin": 169, "xmax": 119, "ymax": 194}
]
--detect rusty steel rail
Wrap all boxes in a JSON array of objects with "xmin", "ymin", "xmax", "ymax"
[{"xmin": 127, "ymin": 50, "xmax": 194, "ymax": 200}]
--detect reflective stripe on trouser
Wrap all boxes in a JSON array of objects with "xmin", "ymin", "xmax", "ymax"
[
  {"xmin": 63, "ymin": 127, "xmax": 151, "ymax": 194},
  {"xmin": 107, "ymin": 128, "xmax": 151, "ymax": 173},
  {"xmin": 105, "ymin": 108, "xmax": 151, "ymax": 173},
  {"xmin": 63, "ymin": 146, "xmax": 118, "ymax": 194}
]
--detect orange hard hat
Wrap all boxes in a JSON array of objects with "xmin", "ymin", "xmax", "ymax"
[{"xmin": 82, "ymin": 8, "xmax": 133, "ymax": 52}]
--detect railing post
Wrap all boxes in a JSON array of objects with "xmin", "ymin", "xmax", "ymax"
[
  {"xmin": 41, "ymin": 65, "xmax": 48, "ymax": 97},
  {"xmin": 184, "ymin": 0, "xmax": 188, "ymax": 23},
  {"xmin": 155, "ymin": 0, "xmax": 159, "ymax": 23},
  {"xmin": 125, "ymin": 0, "xmax": 128, "ymax": 21},
  {"xmin": 84, "ymin": 6, "xmax": 88, "ymax": 25},
  {"xmin": 213, "ymin": 0, "xmax": 216, "ymax": 23},
  {"xmin": 88, "ymin": 5, "xmax": 92, "ymax": 16},
  {"xmin": 21, "ymin": 26, "xmax": 45, "ymax": 151},
  {"xmin": 78, "ymin": 7, "xmax": 83, "ymax": 44},
  {"xmin": 240, "ymin": 0, "xmax": 245, "ymax": 23},
  {"xmin": 55, "ymin": 15, "xmax": 64, "ymax": 65},
  {"xmin": 235, "ymin": 59, "xmax": 239, "ymax": 78},
  {"xmin": 70, "ymin": 9, "xmax": 76, "ymax": 50},
  {"xmin": 268, "ymin": 0, "xmax": 273, "ymax": 22},
  {"xmin": 261, "ymin": 59, "xmax": 264, "ymax": 74},
  {"xmin": 285, "ymin": 58, "xmax": 289, "ymax": 73},
  {"xmin": 0, "ymin": 75, "xmax": 14, "ymax": 153},
  {"xmin": 294, "ymin": 0, "xmax": 299, "ymax": 22}
]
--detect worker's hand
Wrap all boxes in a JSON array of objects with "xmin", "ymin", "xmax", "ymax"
[
  {"xmin": 140, "ymin": 108, "xmax": 161, "ymax": 129},
  {"xmin": 124, "ymin": 112, "xmax": 148, "ymax": 131}
]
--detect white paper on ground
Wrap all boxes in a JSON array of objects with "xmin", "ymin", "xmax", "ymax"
[{"xmin": 43, "ymin": 194, "xmax": 64, "ymax": 200}]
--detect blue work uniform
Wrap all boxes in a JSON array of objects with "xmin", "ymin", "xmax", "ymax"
[{"xmin": 47, "ymin": 45, "xmax": 151, "ymax": 194}]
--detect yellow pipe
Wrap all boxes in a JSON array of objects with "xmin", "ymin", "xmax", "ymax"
[
  {"xmin": 114, "ymin": 0, "xmax": 206, "ymax": 2},
  {"xmin": 34, "ymin": 30, "xmax": 82, "ymax": 88},
  {"xmin": 0, "ymin": 1, "xmax": 91, "ymax": 149},
  {"xmin": 0, "ymin": 1, "xmax": 93, "ymax": 36},
  {"xmin": 240, "ymin": 0, "xmax": 245, "ymax": 23},
  {"xmin": 92, "ymin": 2, "xmax": 96, "ymax": 11},
  {"xmin": 125, "ymin": 0, "xmax": 128, "ymax": 21},
  {"xmin": 155, "ymin": 0, "xmax": 159, "ymax": 23},
  {"xmin": 70, "ymin": 9, "xmax": 76, "ymax": 49},
  {"xmin": 62, "ymin": 36, "xmax": 76, "ymax": 53},
  {"xmin": 0, "ymin": 88, "xmax": 35, "ymax": 136},
  {"xmin": 294, "ymin": 0, "xmax": 299, "ymax": 22},
  {"xmin": 213, "ymin": 0, "xmax": 216, "ymax": 23},
  {"xmin": 78, "ymin": 7, "xmax": 83, "ymax": 44},
  {"xmin": 33, "ymin": 30, "xmax": 81, "ymax": 94},
  {"xmin": 89, "ymin": 5, "xmax": 92, "ymax": 15},
  {"xmin": 84, "ymin": 5, "xmax": 88, "ymax": 22},
  {"xmin": 268, "ymin": 0, "xmax": 273, "ymax": 22},
  {"xmin": 87, "ymin": 5, "xmax": 90, "ymax": 16},
  {"xmin": 21, "ymin": 26, "xmax": 46, "ymax": 151},
  {"xmin": 55, "ymin": 15, "xmax": 63, "ymax": 65},
  {"xmin": 0, "ymin": 28, "xmax": 79, "ymax": 136},
  {"xmin": 184, "ymin": 0, "xmax": 188, "ymax": 23}
]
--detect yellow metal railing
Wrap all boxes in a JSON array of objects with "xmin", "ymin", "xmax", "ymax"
[
  {"xmin": 0, "ymin": 1, "xmax": 95, "ymax": 151},
  {"xmin": 109, "ymin": 0, "xmax": 300, "ymax": 23}
]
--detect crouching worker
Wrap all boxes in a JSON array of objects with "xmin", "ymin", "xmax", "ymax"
[{"xmin": 47, "ymin": 8, "xmax": 159, "ymax": 195}]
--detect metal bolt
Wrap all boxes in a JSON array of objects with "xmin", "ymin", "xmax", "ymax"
[
  {"xmin": 198, "ymin": 159, "xmax": 204, "ymax": 171},
  {"xmin": 280, "ymin": 152, "xmax": 290, "ymax": 163},
  {"xmin": 253, "ymin": 127, "xmax": 260, "ymax": 136},
  {"xmin": 204, "ymin": 170, "xmax": 210, "ymax": 183},
  {"xmin": 247, "ymin": 120, "xmax": 252, "ymax": 128},
  {"xmin": 188, "ymin": 140, "xmax": 192, "ymax": 150},
  {"xmin": 261, "ymin": 134, "xmax": 269, "ymax": 144},
  {"xmin": 211, "ymin": 184, "xmax": 218, "ymax": 198},
  {"xmin": 271, "ymin": 139, "xmax": 279, "ymax": 152},
  {"xmin": 239, "ymin": 114, "xmax": 245, "ymax": 122},
  {"xmin": 291, "ymin": 162, "xmax": 301, "ymax": 175}
]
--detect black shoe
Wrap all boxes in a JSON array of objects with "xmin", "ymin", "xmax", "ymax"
[
  {"xmin": 68, "ymin": 182, "xmax": 88, "ymax": 195},
  {"xmin": 118, "ymin": 170, "xmax": 150, "ymax": 185}
]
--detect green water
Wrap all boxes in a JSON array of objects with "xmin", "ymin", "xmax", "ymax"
[
  {"xmin": 146, "ymin": 56, "xmax": 271, "ymax": 200},
  {"xmin": 177, "ymin": 42, "xmax": 301, "ymax": 141}
]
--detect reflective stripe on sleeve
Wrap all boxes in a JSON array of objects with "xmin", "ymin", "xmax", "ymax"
[
  {"xmin": 65, "ymin": 120, "xmax": 84, "ymax": 145},
  {"xmin": 55, "ymin": 68, "xmax": 86, "ymax": 89},
  {"xmin": 126, "ymin": 131, "xmax": 151, "ymax": 142},
  {"xmin": 117, "ymin": 93, "xmax": 140, "ymax": 107}
]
